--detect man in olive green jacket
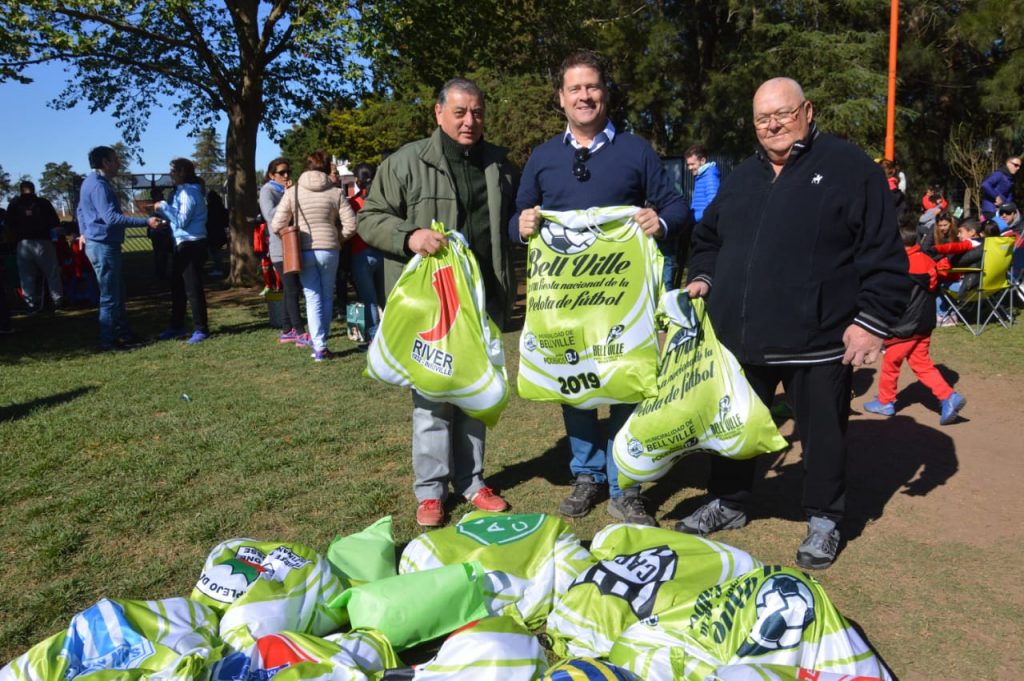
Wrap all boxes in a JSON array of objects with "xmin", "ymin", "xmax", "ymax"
[{"xmin": 357, "ymin": 77, "xmax": 518, "ymax": 527}]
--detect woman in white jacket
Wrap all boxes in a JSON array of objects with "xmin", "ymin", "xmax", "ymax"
[{"xmin": 271, "ymin": 150, "xmax": 357, "ymax": 360}]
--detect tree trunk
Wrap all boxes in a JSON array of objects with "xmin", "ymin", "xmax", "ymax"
[{"xmin": 225, "ymin": 101, "xmax": 261, "ymax": 286}]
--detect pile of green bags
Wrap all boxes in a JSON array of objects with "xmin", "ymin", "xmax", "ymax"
[{"xmin": 2, "ymin": 514, "xmax": 893, "ymax": 681}]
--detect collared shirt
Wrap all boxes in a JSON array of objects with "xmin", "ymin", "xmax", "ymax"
[
  {"xmin": 564, "ymin": 120, "xmax": 665, "ymax": 236},
  {"xmin": 563, "ymin": 120, "xmax": 617, "ymax": 153}
]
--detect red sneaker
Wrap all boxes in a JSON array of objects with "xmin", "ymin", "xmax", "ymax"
[
  {"xmin": 468, "ymin": 487, "xmax": 508, "ymax": 512},
  {"xmin": 416, "ymin": 499, "xmax": 445, "ymax": 527}
]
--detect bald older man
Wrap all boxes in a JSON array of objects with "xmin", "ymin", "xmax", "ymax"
[{"xmin": 680, "ymin": 77, "xmax": 910, "ymax": 569}]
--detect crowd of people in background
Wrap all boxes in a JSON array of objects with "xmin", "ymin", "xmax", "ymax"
[{"xmin": 3, "ymin": 54, "xmax": 1023, "ymax": 571}]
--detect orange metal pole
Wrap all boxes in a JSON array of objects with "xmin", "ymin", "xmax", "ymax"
[{"xmin": 885, "ymin": 0, "xmax": 899, "ymax": 161}]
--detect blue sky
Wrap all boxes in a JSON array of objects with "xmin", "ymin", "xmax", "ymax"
[{"xmin": 1, "ymin": 63, "xmax": 282, "ymax": 187}]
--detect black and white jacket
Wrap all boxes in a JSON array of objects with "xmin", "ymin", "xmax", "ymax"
[{"xmin": 687, "ymin": 128, "xmax": 910, "ymax": 366}]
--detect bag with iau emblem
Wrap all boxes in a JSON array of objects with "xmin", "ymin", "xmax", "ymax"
[
  {"xmin": 613, "ymin": 293, "xmax": 787, "ymax": 490},
  {"xmin": 366, "ymin": 221, "xmax": 509, "ymax": 428},
  {"xmin": 399, "ymin": 511, "xmax": 595, "ymax": 630},
  {"xmin": 518, "ymin": 206, "xmax": 662, "ymax": 407}
]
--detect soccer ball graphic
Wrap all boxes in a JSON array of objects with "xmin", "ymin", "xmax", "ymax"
[
  {"xmin": 737, "ymin": 573, "xmax": 816, "ymax": 656},
  {"xmin": 541, "ymin": 220, "xmax": 596, "ymax": 255}
]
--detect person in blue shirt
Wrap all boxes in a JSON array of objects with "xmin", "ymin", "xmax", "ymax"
[
  {"xmin": 77, "ymin": 145, "xmax": 162, "ymax": 351},
  {"xmin": 154, "ymin": 157, "xmax": 210, "ymax": 344},
  {"xmin": 980, "ymin": 156, "xmax": 1020, "ymax": 219},
  {"xmin": 512, "ymin": 50, "xmax": 688, "ymax": 526},
  {"xmin": 685, "ymin": 143, "xmax": 721, "ymax": 224}
]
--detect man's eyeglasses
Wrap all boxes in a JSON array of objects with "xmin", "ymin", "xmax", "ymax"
[
  {"xmin": 1009, "ymin": 161, "xmax": 1021, "ymax": 169},
  {"xmin": 753, "ymin": 102, "xmax": 806, "ymax": 129},
  {"xmin": 573, "ymin": 147, "xmax": 591, "ymax": 182}
]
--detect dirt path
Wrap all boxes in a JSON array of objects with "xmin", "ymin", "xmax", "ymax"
[{"xmin": 778, "ymin": 364, "xmax": 1024, "ymax": 678}]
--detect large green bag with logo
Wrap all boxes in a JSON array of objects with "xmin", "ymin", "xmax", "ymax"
[
  {"xmin": 190, "ymin": 538, "xmax": 347, "ymax": 651},
  {"xmin": 607, "ymin": 566, "xmax": 893, "ymax": 680},
  {"xmin": 400, "ymin": 511, "xmax": 595, "ymax": 630},
  {"xmin": 518, "ymin": 206, "xmax": 662, "ymax": 407},
  {"xmin": 614, "ymin": 293, "xmax": 787, "ymax": 490},
  {"xmin": 0, "ymin": 598, "xmax": 224, "ymax": 681},
  {"xmin": 367, "ymin": 222, "xmax": 509, "ymax": 427},
  {"xmin": 546, "ymin": 524, "xmax": 761, "ymax": 659}
]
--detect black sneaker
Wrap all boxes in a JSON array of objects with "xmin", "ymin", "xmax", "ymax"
[
  {"xmin": 675, "ymin": 499, "xmax": 748, "ymax": 536},
  {"xmin": 607, "ymin": 488, "xmax": 656, "ymax": 526},
  {"xmin": 558, "ymin": 474, "xmax": 601, "ymax": 518},
  {"xmin": 795, "ymin": 516, "xmax": 841, "ymax": 570}
]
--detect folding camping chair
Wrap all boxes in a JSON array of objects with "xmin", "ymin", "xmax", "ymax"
[{"xmin": 940, "ymin": 235, "xmax": 1016, "ymax": 335}]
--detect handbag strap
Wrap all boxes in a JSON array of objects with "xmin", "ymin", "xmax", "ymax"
[{"xmin": 292, "ymin": 184, "xmax": 301, "ymax": 228}]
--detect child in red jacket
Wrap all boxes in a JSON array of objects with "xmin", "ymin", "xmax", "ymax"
[{"xmin": 865, "ymin": 222, "xmax": 966, "ymax": 425}]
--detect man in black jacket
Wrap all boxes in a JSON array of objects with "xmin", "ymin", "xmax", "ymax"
[
  {"xmin": 679, "ymin": 77, "xmax": 910, "ymax": 570},
  {"xmin": 6, "ymin": 181, "xmax": 64, "ymax": 313}
]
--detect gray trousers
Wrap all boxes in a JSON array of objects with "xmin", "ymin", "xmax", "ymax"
[
  {"xmin": 17, "ymin": 239, "xmax": 63, "ymax": 309},
  {"xmin": 411, "ymin": 391, "xmax": 486, "ymax": 502}
]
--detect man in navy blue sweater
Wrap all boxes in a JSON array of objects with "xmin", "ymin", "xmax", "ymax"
[{"xmin": 511, "ymin": 50, "xmax": 687, "ymax": 526}]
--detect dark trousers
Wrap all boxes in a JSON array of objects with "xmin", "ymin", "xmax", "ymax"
[
  {"xmin": 710, "ymin": 361, "xmax": 852, "ymax": 521},
  {"xmin": 272, "ymin": 261, "xmax": 304, "ymax": 333},
  {"xmin": 170, "ymin": 239, "xmax": 208, "ymax": 333},
  {"xmin": 0, "ymin": 264, "xmax": 11, "ymax": 331}
]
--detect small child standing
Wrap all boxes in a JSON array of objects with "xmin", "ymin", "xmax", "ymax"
[{"xmin": 865, "ymin": 221, "xmax": 967, "ymax": 425}]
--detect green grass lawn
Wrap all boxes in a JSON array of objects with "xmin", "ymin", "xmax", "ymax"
[{"xmin": 1, "ymin": 251, "xmax": 1022, "ymax": 674}]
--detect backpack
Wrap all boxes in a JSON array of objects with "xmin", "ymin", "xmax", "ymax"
[{"xmin": 890, "ymin": 274, "xmax": 936, "ymax": 338}]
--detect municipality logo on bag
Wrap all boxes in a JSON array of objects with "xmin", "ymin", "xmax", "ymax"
[{"xmin": 411, "ymin": 264, "xmax": 461, "ymax": 376}]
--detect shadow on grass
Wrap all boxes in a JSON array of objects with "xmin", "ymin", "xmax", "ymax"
[
  {"xmin": 0, "ymin": 251, "xmax": 268, "ymax": 361},
  {"xmin": 735, "ymin": 413, "xmax": 958, "ymax": 543},
  {"xmin": 488, "ymin": 435, "xmax": 574, "ymax": 492},
  {"xmin": 0, "ymin": 386, "xmax": 98, "ymax": 422},
  {"xmin": 654, "ymin": 375, "xmax": 959, "ymax": 549},
  {"xmin": 846, "ymin": 616, "xmax": 901, "ymax": 681}
]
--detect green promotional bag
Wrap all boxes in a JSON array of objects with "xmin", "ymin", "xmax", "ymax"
[
  {"xmin": 208, "ymin": 629, "xmax": 399, "ymax": 681},
  {"xmin": 326, "ymin": 516, "xmax": 397, "ymax": 588},
  {"xmin": 409, "ymin": 616, "xmax": 548, "ymax": 680},
  {"xmin": 546, "ymin": 524, "xmax": 761, "ymax": 659},
  {"xmin": 190, "ymin": 538, "xmax": 347, "ymax": 651},
  {"xmin": 328, "ymin": 561, "xmax": 490, "ymax": 652},
  {"xmin": 518, "ymin": 206, "xmax": 662, "ymax": 407},
  {"xmin": 608, "ymin": 566, "xmax": 893, "ymax": 680},
  {"xmin": 400, "ymin": 511, "xmax": 595, "ymax": 630},
  {"xmin": 366, "ymin": 222, "xmax": 509, "ymax": 427},
  {"xmin": 0, "ymin": 598, "xmax": 224, "ymax": 681},
  {"xmin": 614, "ymin": 293, "xmax": 787, "ymax": 490}
]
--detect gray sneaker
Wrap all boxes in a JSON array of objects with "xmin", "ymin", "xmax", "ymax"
[
  {"xmin": 674, "ymin": 499, "xmax": 748, "ymax": 536},
  {"xmin": 795, "ymin": 516, "xmax": 841, "ymax": 570},
  {"xmin": 607, "ymin": 488, "xmax": 656, "ymax": 526},
  {"xmin": 559, "ymin": 474, "xmax": 602, "ymax": 518}
]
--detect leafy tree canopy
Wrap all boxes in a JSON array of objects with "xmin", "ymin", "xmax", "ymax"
[{"xmin": 38, "ymin": 161, "xmax": 81, "ymax": 214}]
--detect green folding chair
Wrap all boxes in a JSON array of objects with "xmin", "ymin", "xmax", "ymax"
[{"xmin": 940, "ymin": 235, "xmax": 1016, "ymax": 335}]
